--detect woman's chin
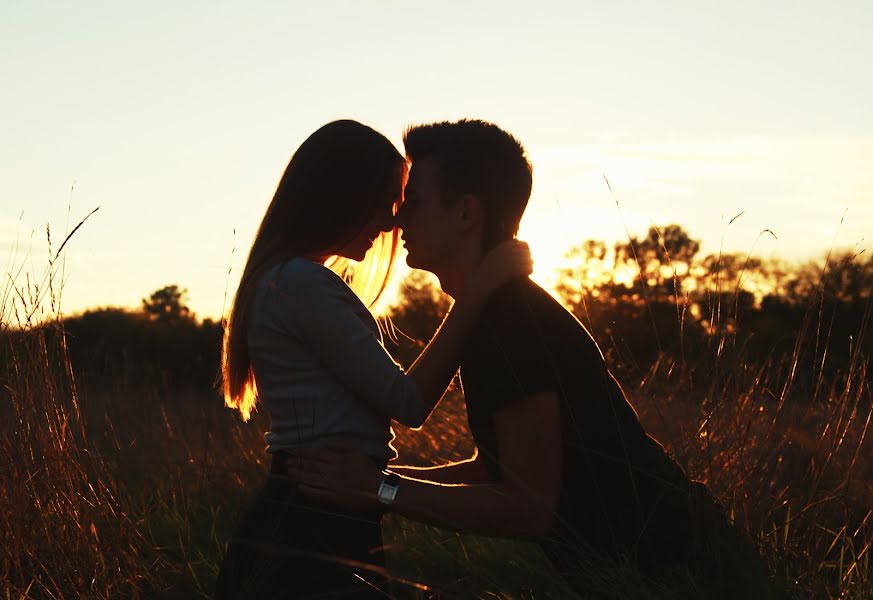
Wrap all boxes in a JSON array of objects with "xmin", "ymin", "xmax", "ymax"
[{"xmin": 404, "ymin": 252, "xmax": 424, "ymax": 270}]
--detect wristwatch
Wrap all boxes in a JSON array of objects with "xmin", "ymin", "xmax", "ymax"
[{"xmin": 377, "ymin": 471, "xmax": 400, "ymax": 506}]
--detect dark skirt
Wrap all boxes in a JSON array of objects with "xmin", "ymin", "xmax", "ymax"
[{"xmin": 214, "ymin": 452, "xmax": 389, "ymax": 600}]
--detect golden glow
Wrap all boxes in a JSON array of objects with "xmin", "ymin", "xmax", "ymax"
[{"xmin": 371, "ymin": 249, "xmax": 411, "ymax": 317}]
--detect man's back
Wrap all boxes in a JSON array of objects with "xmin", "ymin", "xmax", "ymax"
[{"xmin": 459, "ymin": 277, "xmax": 693, "ymax": 573}]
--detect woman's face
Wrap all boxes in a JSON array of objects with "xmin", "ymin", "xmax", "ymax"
[{"xmin": 333, "ymin": 173, "xmax": 401, "ymax": 262}]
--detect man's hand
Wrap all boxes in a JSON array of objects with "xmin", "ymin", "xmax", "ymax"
[{"xmin": 287, "ymin": 443, "xmax": 384, "ymax": 512}]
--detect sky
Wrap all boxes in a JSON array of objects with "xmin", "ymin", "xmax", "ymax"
[{"xmin": 2, "ymin": 1, "xmax": 871, "ymax": 320}]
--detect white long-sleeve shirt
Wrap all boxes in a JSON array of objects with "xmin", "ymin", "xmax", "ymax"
[{"xmin": 247, "ymin": 257, "xmax": 426, "ymax": 459}]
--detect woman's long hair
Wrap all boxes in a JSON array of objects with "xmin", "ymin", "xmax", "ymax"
[{"xmin": 222, "ymin": 120, "xmax": 406, "ymax": 420}]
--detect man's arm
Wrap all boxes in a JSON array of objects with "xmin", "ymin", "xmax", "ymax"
[
  {"xmin": 296, "ymin": 390, "xmax": 562, "ymax": 538},
  {"xmin": 389, "ymin": 450, "xmax": 489, "ymax": 485},
  {"xmin": 387, "ymin": 390, "xmax": 562, "ymax": 538}
]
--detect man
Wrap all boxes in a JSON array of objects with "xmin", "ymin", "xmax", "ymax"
[{"xmin": 295, "ymin": 120, "xmax": 768, "ymax": 596}]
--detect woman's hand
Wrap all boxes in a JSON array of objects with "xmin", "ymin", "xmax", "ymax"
[
  {"xmin": 287, "ymin": 443, "xmax": 385, "ymax": 512},
  {"xmin": 469, "ymin": 239, "xmax": 533, "ymax": 301}
]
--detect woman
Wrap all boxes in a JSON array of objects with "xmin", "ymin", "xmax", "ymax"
[{"xmin": 214, "ymin": 120, "xmax": 531, "ymax": 599}]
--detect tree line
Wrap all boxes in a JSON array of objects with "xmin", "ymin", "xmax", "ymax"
[{"xmin": 4, "ymin": 224, "xmax": 868, "ymax": 398}]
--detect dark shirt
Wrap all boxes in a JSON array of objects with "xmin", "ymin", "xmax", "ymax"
[{"xmin": 459, "ymin": 277, "xmax": 693, "ymax": 572}]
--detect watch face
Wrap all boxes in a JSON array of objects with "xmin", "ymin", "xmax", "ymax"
[{"xmin": 378, "ymin": 479, "xmax": 399, "ymax": 504}]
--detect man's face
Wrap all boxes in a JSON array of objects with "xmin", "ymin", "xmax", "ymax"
[{"xmin": 396, "ymin": 158, "xmax": 460, "ymax": 273}]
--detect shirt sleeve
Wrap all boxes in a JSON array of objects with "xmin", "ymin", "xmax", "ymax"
[
  {"xmin": 473, "ymin": 283, "xmax": 561, "ymax": 413},
  {"xmin": 271, "ymin": 262, "xmax": 429, "ymax": 427}
]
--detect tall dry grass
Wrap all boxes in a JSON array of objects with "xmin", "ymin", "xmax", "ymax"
[
  {"xmin": 1, "ymin": 225, "xmax": 270, "ymax": 598},
  {"xmin": 1, "ymin": 223, "xmax": 146, "ymax": 597},
  {"xmin": 1, "ymin": 223, "xmax": 870, "ymax": 598}
]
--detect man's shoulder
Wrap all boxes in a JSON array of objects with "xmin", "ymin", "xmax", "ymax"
[
  {"xmin": 482, "ymin": 277, "xmax": 565, "ymax": 325},
  {"xmin": 477, "ymin": 276, "xmax": 605, "ymax": 364},
  {"xmin": 465, "ymin": 277, "xmax": 559, "ymax": 355}
]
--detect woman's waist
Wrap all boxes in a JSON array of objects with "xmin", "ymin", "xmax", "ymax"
[
  {"xmin": 266, "ymin": 430, "xmax": 397, "ymax": 462},
  {"xmin": 264, "ymin": 395, "xmax": 393, "ymax": 449},
  {"xmin": 269, "ymin": 447, "xmax": 388, "ymax": 475},
  {"xmin": 265, "ymin": 449, "xmax": 388, "ymax": 522}
]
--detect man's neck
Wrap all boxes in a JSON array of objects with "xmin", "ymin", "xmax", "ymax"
[{"xmin": 432, "ymin": 244, "xmax": 484, "ymax": 299}]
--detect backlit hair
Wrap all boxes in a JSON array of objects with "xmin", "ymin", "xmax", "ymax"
[{"xmin": 222, "ymin": 120, "xmax": 405, "ymax": 420}]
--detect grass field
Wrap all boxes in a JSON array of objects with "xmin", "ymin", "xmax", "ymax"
[{"xmin": 1, "ymin": 265, "xmax": 871, "ymax": 598}]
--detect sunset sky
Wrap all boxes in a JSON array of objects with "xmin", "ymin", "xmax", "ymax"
[{"xmin": 2, "ymin": 1, "xmax": 871, "ymax": 320}]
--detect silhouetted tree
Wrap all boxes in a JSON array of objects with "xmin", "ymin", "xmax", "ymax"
[
  {"xmin": 786, "ymin": 251, "xmax": 873, "ymax": 305},
  {"xmin": 696, "ymin": 253, "xmax": 764, "ymax": 329},
  {"xmin": 617, "ymin": 224, "xmax": 700, "ymax": 296},
  {"xmin": 61, "ymin": 305, "xmax": 222, "ymax": 390},
  {"xmin": 700, "ymin": 254, "xmax": 762, "ymax": 290},
  {"xmin": 142, "ymin": 285, "xmax": 192, "ymax": 325},
  {"xmin": 555, "ymin": 240, "xmax": 615, "ymax": 306}
]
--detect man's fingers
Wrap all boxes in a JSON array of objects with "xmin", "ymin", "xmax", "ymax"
[
  {"xmin": 323, "ymin": 442, "xmax": 357, "ymax": 454},
  {"xmin": 286, "ymin": 458, "xmax": 333, "ymax": 483},
  {"xmin": 298, "ymin": 483, "xmax": 332, "ymax": 501},
  {"xmin": 292, "ymin": 447, "xmax": 334, "ymax": 462},
  {"xmin": 288, "ymin": 464, "xmax": 334, "ymax": 490}
]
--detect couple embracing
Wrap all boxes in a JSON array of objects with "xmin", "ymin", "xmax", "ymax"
[{"xmin": 214, "ymin": 119, "xmax": 770, "ymax": 599}]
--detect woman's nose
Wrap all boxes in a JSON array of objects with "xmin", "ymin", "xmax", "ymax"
[{"xmin": 393, "ymin": 206, "xmax": 408, "ymax": 230}]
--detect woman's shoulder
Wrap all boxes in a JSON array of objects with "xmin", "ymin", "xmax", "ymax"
[
  {"xmin": 251, "ymin": 258, "xmax": 353, "ymax": 327},
  {"xmin": 253, "ymin": 257, "xmax": 376, "ymax": 335},
  {"xmin": 265, "ymin": 257, "xmax": 345, "ymax": 291}
]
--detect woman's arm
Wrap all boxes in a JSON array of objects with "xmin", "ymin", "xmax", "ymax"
[
  {"xmin": 402, "ymin": 241, "xmax": 532, "ymax": 424},
  {"xmin": 276, "ymin": 241, "xmax": 529, "ymax": 428}
]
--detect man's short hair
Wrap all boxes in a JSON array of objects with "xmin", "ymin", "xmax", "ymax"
[{"xmin": 403, "ymin": 119, "xmax": 533, "ymax": 251}]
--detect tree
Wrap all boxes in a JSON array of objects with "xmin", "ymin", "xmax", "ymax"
[
  {"xmin": 555, "ymin": 240, "xmax": 615, "ymax": 307},
  {"xmin": 142, "ymin": 285, "xmax": 192, "ymax": 325},
  {"xmin": 699, "ymin": 253, "xmax": 764, "ymax": 305},
  {"xmin": 786, "ymin": 251, "xmax": 872, "ymax": 305},
  {"xmin": 616, "ymin": 225, "xmax": 700, "ymax": 296}
]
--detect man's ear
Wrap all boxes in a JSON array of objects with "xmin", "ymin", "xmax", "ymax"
[{"xmin": 456, "ymin": 193, "xmax": 483, "ymax": 231}]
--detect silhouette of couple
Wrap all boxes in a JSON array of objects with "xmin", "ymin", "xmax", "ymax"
[{"xmin": 214, "ymin": 120, "xmax": 770, "ymax": 598}]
